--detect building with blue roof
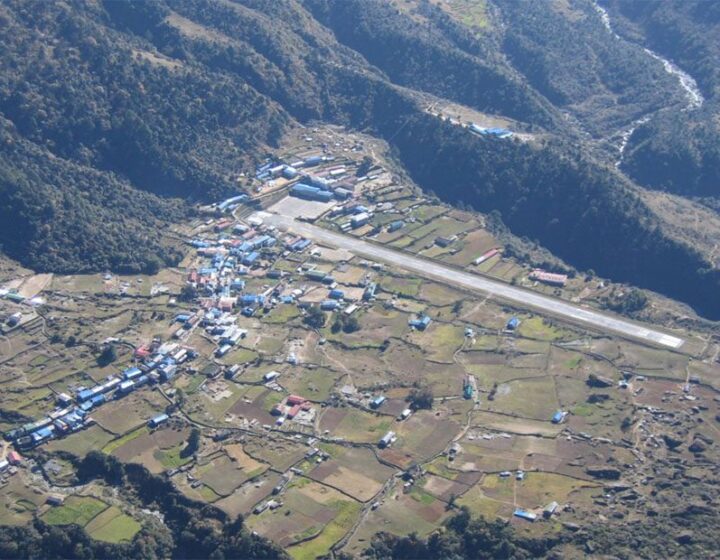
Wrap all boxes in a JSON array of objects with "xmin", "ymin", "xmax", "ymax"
[
  {"xmin": 409, "ymin": 315, "xmax": 431, "ymax": 330},
  {"xmin": 289, "ymin": 239, "xmax": 311, "ymax": 252},
  {"xmin": 513, "ymin": 508, "xmax": 537, "ymax": 521},
  {"xmin": 32, "ymin": 426, "xmax": 54, "ymax": 444},
  {"xmin": 282, "ymin": 166, "xmax": 298, "ymax": 179},
  {"xmin": 370, "ymin": 395, "xmax": 386, "ymax": 409},
  {"xmin": 149, "ymin": 414, "xmax": 169, "ymax": 428},
  {"xmin": 89, "ymin": 394, "xmax": 106, "ymax": 408},
  {"xmin": 290, "ymin": 183, "xmax": 333, "ymax": 202},
  {"xmin": 242, "ymin": 252, "xmax": 260, "ymax": 266},
  {"xmin": 388, "ymin": 220, "xmax": 405, "ymax": 232},
  {"xmin": 240, "ymin": 294, "xmax": 264, "ymax": 306},
  {"xmin": 123, "ymin": 367, "xmax": 142, "ymax": 380},
  {"xmin": 303, "ymin": 156, "xmax": 322, "ymax": 167}
]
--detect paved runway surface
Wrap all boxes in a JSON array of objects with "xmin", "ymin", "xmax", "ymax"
[{"xmin": 255, "ymin": 212, "xmax": 684, "ymax": 349}]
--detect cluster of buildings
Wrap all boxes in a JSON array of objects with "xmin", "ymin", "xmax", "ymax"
[
  {"xmin": 270, "ymin": 394, "xmax": 315, "ymax": 426},
  {"xmin": 214, "ymin": 151, "xmax": 360, "ymax": 208},
  {"xmin": 4, "ymin": 340, "xmax": 196, "ymax": 450},
  {"xmin": 0, "ymin": 451, "xmax": 23, "ymax": 479},
  {"xmin": 275, "ymin": 157, "xmax": 356, "ymax": 203},
  {"xmin": 184, "ymin": 207, "xmax": 389, "ymax": 341}
]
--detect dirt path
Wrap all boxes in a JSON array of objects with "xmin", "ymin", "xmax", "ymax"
[{"xmin": 18, "ymin": 273, "xmax": 53, "ymax": 299}]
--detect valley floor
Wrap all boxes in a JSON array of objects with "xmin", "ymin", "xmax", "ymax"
[{"xmin": 1, "ymin": 125, "xmax": 719, "ymax": 558}]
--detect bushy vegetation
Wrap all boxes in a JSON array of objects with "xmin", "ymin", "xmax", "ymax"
[
  {"xmin": 331, "ymin": 314, "xmax": 360, "ymax": 334},
  {"xmin": 407, "ymin": 386, "xmax": 434, "ymax": 410},
  {"xmin": 607, "ymin": 0, "xmax": 720, "ymax": 202},
  {"xmin": 386, "ymin": 113, "xmax": 720, "ymax": 319},
  {"xmin": 496, "ymin": 0, "xmax": 683, "ymax": 136},
  {"xmin": 180, "ymin": 427, "xmax": 201, "ymax": 459},
  {"xmin": 364, "ymin": 508, "xmax": 558, "ymax": 559},
  {"xmin": 0, "ymin": 0, "xmax": 717, "ymax": 319},
  {"xmin": 304, "ymin": 305, "xmax": 327, "ymax": 329},
  {"xmin": 28, "ymin": 451, "xmax": 288, "ymax": 559},
  {"xmin": 602, "ymin": 287, "xmax": 649, "ymax": 315}
]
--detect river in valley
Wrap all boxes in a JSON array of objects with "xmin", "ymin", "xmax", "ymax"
[{"xmin": 592, "ymin": 2, "xmax": 704, "ymax": 165}]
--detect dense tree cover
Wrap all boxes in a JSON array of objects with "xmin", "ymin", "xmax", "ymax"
[
  {"xmin": 364, "ymin": 503, "xmax": 720, "ymax": 559},
  {"xmin": 0, "ymin": 0, "xmax": 286, "ymax": 200},
  {"xmin": 45, "ymin": 451, "xmax": 287, "ymax": 560},
  {"xmin": 494, "ymin": 0, "xmax": 684, "ymax": 136},
  {"xmin": 0, "ymin": 520, "xmax": 174, "ymax": 560},
  {"xmin": 302, "ymin": 0, "xmax": 558, "ymax": 129},
  {"xmin": 605, "ymin": 0, "xmax": 720, "ymax": 201},
  {"xmin": 621, "ymin": 111, "xmax": 720, "ymax": 201},
  {"xmin": 0, "ymin": 0, "xmax": 717, "ymax": 317},
  {"xmin": 0, "ymin": 118, "xmax": 185, "ymax": 274},
  {"xmin": 608, "ymin": 0, "xmax": 720, "ymax": 97},
  {"xmin": 386, "ymin": 113, "xmax": 720, "ymax": 319},
  {"xmin": 364, "ymin": 508, "xmax": 558, "ymax": 559}
]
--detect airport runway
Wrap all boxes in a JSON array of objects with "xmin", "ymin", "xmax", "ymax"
[{"xmin": 256, "ymin": 212, "xmax": 685, "ymax": 349}]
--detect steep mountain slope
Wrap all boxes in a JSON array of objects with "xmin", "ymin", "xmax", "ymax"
[
  {"xmin": 603, "ymin": 0, "xmax": 720, "ymax": 203},
  {"xmin": 302, "ymin": 0, "xmax": 559, "ymax": 128},
  {"xmin": 489, "ymin": 0, "xmax": 685, "ymax": 137},
  {"xmin": 0, "ymin": 117, "xmax": 186, "ymax": 274},
  {"xmin": 387, "ymin": 113, "xmax": 720, "ymax": 318},
  {"xmin": 0, "ymin": 0, "xmax": 287, "ymax": 200},
  {"xmin": 0, "ymin": 0, "xmax": 718, "ymax": 318}
]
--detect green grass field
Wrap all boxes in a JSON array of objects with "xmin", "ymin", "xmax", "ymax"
[
  {"xmin": 103, "ymin": 426, "xmax": 148, "ymax": 455},
  {"xmin": 289, "ymin": 499, "xmax": 362, "ymax": 560},
  {"xmin": 155, "ymin": 443, "xmax": 193, "ymax": 469},
  {"xmin": 84, "ymin": 505, "xmax": 142, "ymax": 543},
  {"xmin": 42, "ymin": 496, "xmax": 108, "ymax": 527}
]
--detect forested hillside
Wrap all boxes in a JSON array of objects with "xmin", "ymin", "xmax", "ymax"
[
  {"xmin": 302, "ymin": 0, "xmax": 559, "ymax": 128},
  {"xmin": 604, "ymin": 0, "xmax": 720, "ymax": 203},
  {"xmin": 0, "ymin": 0, "xmax": 718, "ymax": 317},
  {"xmin": 0, "ymin": 117, "xmax": 186, "ymax": 274},
  {"xmin": 388, "ymin": 112, "xmax": 720, "ymax": 318},
  {"xmin": 0, "ymin": 452, "xmax": 286, "ymax": 559},
  {"xmin": 491, "ymin": 0, "xmax": 684, "ymax": 136}
]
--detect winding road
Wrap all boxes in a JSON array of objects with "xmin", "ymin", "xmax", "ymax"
[{"xmin": 254, "ymin": 211, "xmax": 684, "ymax": 350}]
